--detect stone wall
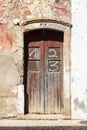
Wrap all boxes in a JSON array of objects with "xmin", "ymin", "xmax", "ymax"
[
  {"xmin": 0, "ymin": 0, "xmax": 23, "ymax": 118},
  {"xmin": 0, "ymin": 0, "xmax": 71, "ymax": 25},
  {"xmin": 20, "ymin": 0, "xmax": 71, "ymax": 23},
  {"xmin": 0, "ymin": 0, "xmax": 71, "ymax": 119}
]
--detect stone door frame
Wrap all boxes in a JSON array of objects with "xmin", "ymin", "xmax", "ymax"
[{"xmin": 17, "ymin": 20, "xmax": 71, "ymax": 118}]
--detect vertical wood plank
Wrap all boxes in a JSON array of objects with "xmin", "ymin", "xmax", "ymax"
[
  {"xmin": 33, "ymin": 72, "xmax": 39, "ymax": 113},
  {"xmin": 47, "ymin": 72, "xmax": 55, "ymax": 113},
  {"xmin": 28, "ymin": 72, "xmax": 34, "ymax": 113},
  {"xmin": 46, "ymin": 41, "xmax": 62, "ymax": 114},
  {"xmin": 28, "ymin": 41, "xmax": 45, "ymax": 114},
  {"xmin": 44, "ymin": 41, "xmax": 48, "ymax": 113},
  {"xmin": 39, "ymin": 41, "xmax": 45, "ymax": 113},
  {"xmin": 54, "ymin": 72, "xmax": 61, "ymax": 113}
]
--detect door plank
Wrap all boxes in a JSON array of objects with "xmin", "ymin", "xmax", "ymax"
[
  {"xmin": 47, "ymin": 72, "xmax": 55, "ymax": 113},
  {"xmin": 39, "ymin": 42, "xmax": 45, "ymax": 113},
  {"xmin": 46, "ymin": 41, "xmax": 62, "ymax": 114},
  {"xmin": 44, "ymin": 42, "xmax": 48, "ymax": 113},
  {"xmin": 28, "ymin": 72, "xmax": 34, "ymax": 113},
  {"xmin": 28, "ymin": 41, "xmax": 45, "ymax": 113},
  {"xmin": 54, "ymin": 72, "xmax": 61, "ymax": 113},
  {"xmin": 33, "ymin": 72, "xmax": 39, "ymax": 113}
]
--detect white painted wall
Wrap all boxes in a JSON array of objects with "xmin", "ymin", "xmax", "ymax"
[
  {"xmin": 18, "ymin": 85, "xmax": 24, "ymax": 115},
  {"xmin": 71, "ymin": 0, "xmax": 87, "ymax": 119}
]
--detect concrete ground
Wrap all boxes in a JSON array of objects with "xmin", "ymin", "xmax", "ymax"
[{"xmin": 0, "ymin": 120, "xmax": 87, "ymax": 130}]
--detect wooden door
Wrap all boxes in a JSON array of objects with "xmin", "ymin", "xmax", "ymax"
[{"xmin": 27, "ymin": 30, "xmax": 63, "ymax": 114}]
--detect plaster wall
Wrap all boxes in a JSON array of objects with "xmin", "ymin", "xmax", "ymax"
[
  {"xmin": 71, "ymin": 0, "xmax": 87, "ymax": 119},
  {"xmin": 0, "ymin": 0, "xmax": 71, "ymax": 119},
  {"xmin": 0, "ymin": 0, "xmax": 87, "ymax": 120}
]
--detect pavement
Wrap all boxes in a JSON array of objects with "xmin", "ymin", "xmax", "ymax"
[{"xmin": 0, "ymin": 120, "xmax": 87, "ymax": 130}]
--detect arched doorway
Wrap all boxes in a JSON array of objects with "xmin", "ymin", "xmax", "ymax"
[{"xmin": 24, "ymin": 29, "xmax": 64, "ymax": 114}]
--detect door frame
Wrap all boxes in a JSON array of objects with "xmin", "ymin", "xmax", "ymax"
[{"xmin": 17, "ymin": 19, "xmax": 71, "ymax": 118}]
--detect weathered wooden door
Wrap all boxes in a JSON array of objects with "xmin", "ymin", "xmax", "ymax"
[{"xmin": 27, "ymin": 30, "xmax": 63, "ymax": 114}]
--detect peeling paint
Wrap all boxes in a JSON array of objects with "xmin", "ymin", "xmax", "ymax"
[
  {"xmin": 11, "ymin": 87, "xmax": 18, "ymax": 95},
  {"xmin": 0, "ymin": 25, "xmax": 17, "ymax": 53}
]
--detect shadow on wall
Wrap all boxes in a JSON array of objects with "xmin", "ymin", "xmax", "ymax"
[
  {"xmin": 80, "ymin": 121, "xmax": 87, "ymax": 124},
  {"xmin": 74, "ymin": 98, "xmax": 86, "ymax": 112}
]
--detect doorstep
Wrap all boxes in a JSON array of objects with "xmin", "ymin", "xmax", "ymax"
[
  {"xmin": 0, "ymin": 120, "xmax": 87, "ymax": 127},
  {"xmin": 18, "ymin": 114, "xmax": 70, "ymax": 120}
]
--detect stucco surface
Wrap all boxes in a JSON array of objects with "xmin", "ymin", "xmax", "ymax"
[
  {"xmin": 71, "ymin": 0, "xmax": 87, "ymax": 119},
  {"xmin": 0, "ymin": 0, "xmax": 71, "ymax": 25},
  {"xmin": 0, "ymin": 55, "xmax": 20, "ymax": 118},
  {"xmin": 20, "ymin": 0, "xmax": 71, "ymax": 23},
  {"xmin": 0, "ymin": 55, "xmax": 20, "ymax": 87}
]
